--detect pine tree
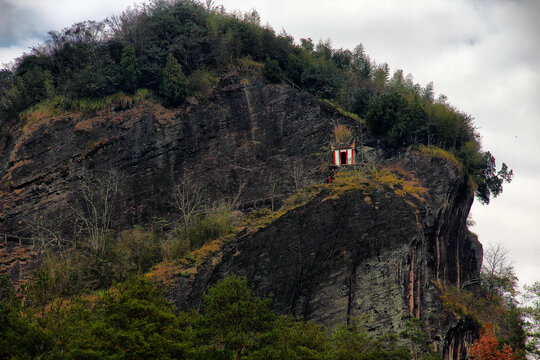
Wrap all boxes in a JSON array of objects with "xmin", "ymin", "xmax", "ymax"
[
  {"xmin": 160, "ymin": 53, "xmax": 187, "ymax": 107},
  {"xmin": 120, "ymin": 45, "xmax": 141, "ymax": 93}
]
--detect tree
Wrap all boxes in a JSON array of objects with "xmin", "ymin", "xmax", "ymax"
[
  {"xmin": 114, "ymin": 228, "xmax": 163, "ymax": 276},
  {"xmin": 284, "ymin": 53, "xmax": 303, "ymax": 86},
  {"xmin": 523, "ymin": 282, "xmax": 540, "ymax": 359},
  {"xmin": 328, "ymin": 320, "xmax": 410, "ymax": 360},
  {"xmin": 400, "ymin": 319, "xmax": 443, "ymax": 360},
  {"xmin": 300, "ymin": 37, "xmax": 314, "ymax": 53},
  {"xmin": 119, "ymin": 44, "xmax": 141, "ymax": 93},
  {"xmin": 481, "ymin": 243, "xmax": 518, "ymax": 301},
  {"xmin": 68, "ymin": 52, "xmax": 120, "ymax": 98},
  {"xmin": 70, "ymin": 169, "xmax": 120, "ymax": 254},
  {"xmin": 0, "ymin": 69, "xmax": 14, "ymax": 98},
  {"xmin": 365, "ymin": 91, "xmax": 408, "ymax": 139},
  {"xmin": 23, "ymin": 269, "xmax": 56, "ymax": 316},
  {"xmin": 195, "ymin": 275, "xmax": 277, "ymax": 359},
  {"xmin": 365, "ymin": 92, "xmax": 428, "ymax": 147},
  {"xmin": 422, "ymin": 81, "xmax": 435, "ymax": 103},
  {"xmin": 160, "ymin": 53, "xmax": 187, "ymax": 106},
  {"xmin": 287, "ymin": 160, "xmax": 306, "ymax": 191},
  {"xmin": 475, "ymin": 152, "xmax": 513, "ymax": 205},
  {"xmin": 0, "ymin": 274, "xmax": 51, "ymax": 359},
  {"xmin": 20, "ymin": 66, "xmax": 54, "ymax": 106},
  {"xmin": 351, "ymin": 43, "xmax": 371, "ymax": 79},
  {"xmin": 315, "ymin": 38, "xmax": 333, "ymax": 60},
  {"xmin": 43, "ymin": 276, "xmax": 186, "ymax": 359},
  {"xmin": 402, "ymin": 96, "xmax": 429, "ymax": 145},
  {"xmin": 332, "ymin": 48, "xmax": 352, "ymax": 70},
  {"xmin": 268, "ymin": 172, "xmax": 279, "ymax": 211},
  {"xmin": 470, "ymin": 323, "xmax": 516, "ymax": 360},
  {"xmin": 172, "ymin": 174, "xmax": 206, "ymax": 243},
  {"xmin": 373, "ymin": 62, "xmax": 390, "ymax": 93},
  {"xmin": 263, "ymin": 56, "xmax": 282, "ymax": 83}
]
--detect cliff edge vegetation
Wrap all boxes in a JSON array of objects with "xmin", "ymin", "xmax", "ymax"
[{"xmin": 0, "ymin": 0, "xmax": 511, "ymax": 204}]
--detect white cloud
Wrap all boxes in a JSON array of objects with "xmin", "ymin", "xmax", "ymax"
[
  {"xmin": 0, "ymin": 0, "xmax": 137, "ymax": 65},
  {"xmin": 0, "ymin": 44, "xmax": 32, "ymax": 68},
  {"xmin": 0, "ymin": 0, "xmax": 40, "ymax": 45},
  {"xmin": 471, "ymin": 174, "xmax": 540, "ymax": 285}
]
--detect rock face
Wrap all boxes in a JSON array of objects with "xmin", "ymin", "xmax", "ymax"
[
  {"xmin": 0, "ymin": 76, "xmax": 358, "ymax": 237},
  {"xmin": 0, "ymin": 75, "xmax": 482, "ymax": 359},
  {"xmin": 0, "ymin": 239, "xmax": 40, "ymax": 294},
  {"xmin": 169, "ymin": 153, "xmax": 482, "ymax": 359}
]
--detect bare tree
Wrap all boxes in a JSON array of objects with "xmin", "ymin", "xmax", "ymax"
[
  {"xmin": 287, "ymin": 160, "xmax": 306, "ymax": 191},
  {"xmin": 30, "ymin": 213, "xmax": 63, "ymax": 251},
  {"xmin": 205, "ymin": 0, "xmax": 215, "ymax": 10},
  {"xmin": 231, "ymin": 179, "xmax": 247, "ymax": 209},
  {"xmin": 268, "ymin": 172, "xmax": 279, "ymax": 211},
  {"xmin": 481, "ymin": 243, "xmax": 518, "ymax": 300},
  {"xmin": 172, "ymin": 174, "xmax": 206, "ymax": 241},
  {"xmin": 70, "ymin": 169, "xmax": 120, "ymax": 254}
]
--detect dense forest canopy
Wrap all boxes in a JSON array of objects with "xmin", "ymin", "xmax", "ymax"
[
  {"xmin": 0, "ymin": 0, "xmax": 511, "ymax": 204},
  {"xmin": 2, "ymin": 273, "xmax": 447, "ymax": 359}
]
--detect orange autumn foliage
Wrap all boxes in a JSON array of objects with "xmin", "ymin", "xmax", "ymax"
[{"xmin": 470, "ymin": 323, "xmax": 516, "ymax": 360}]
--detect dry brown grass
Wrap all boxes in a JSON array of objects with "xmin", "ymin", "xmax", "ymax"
[
  {"xmin": 145, "ymin": 261, "xmax": 186, "ymax": 286},
  {"xmin": 333, "ymin": 124, "xmax": 353, "ymax": 145}
]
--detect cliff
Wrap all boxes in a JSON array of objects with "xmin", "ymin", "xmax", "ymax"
[
  {"xmin": 0, "ymin": 75, "xmax": 355, "ymax": 236},
  {"xmin": 166, "ymin": 152, "xmax": 482, "ymax": 358},
  {"xmin": 0, "ymin": 75, "xmax": 482, "ymax": 359}
]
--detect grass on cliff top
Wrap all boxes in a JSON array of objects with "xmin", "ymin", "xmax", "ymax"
[
  {"xmin": 329, "ymin": 166, "xmax": 427, "ymax": 201},
  {"xmin": 242, "ymin": 184, "xmax": 326, "ymax": 232},
  {"xmin": 244, "ymin": 165, "xmax": 427, "ymax": 232},
  {"xmin": 147, "ymin": 235, "xmax": 232, "ymax": 284},
  {"xmin": 19, "ymin": 89, "xmax": 155, "ymax": 124},
  {"xmin": 415, "ymin": 144, "xmax": 462, "ymax": 170},
  {"xmin": 321, "ymin": 99, "xmax": 364, "ymax": 124}
]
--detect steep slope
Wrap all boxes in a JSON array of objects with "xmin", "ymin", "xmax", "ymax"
[
  {"xmin": 0, "ymin": 75, "xmax": 358, "ymax": 237},
  {"xmin": 166, "ymin": 152, "xmax": 482, "ymax": 359},
  {"xmin": 0, "ymin": 75, "xmax": 482, "ymax": 359}
]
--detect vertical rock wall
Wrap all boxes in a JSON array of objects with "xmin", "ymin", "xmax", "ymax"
[
  {"xmin": 168, "ymin": 153, "xmax": 482, "ymax": 358},
  {"xmin": 0, "ymin": 78, "xmax": 482, "ymax": 358}
]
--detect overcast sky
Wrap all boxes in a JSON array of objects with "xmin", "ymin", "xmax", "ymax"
[{"xmin": 1, "ymin": 0, "xmax": 538, "ymax": 286}]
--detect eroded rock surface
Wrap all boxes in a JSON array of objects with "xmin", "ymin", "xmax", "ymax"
[
  {"xmin": 168, "ymin": 154, "xmax": 482, "ymax": 358},
  {"xmin": 0, "ymin": 76, "xmax": 481, "ymax": 359},
  {"xmin": 0, "ymin": 78, "xmax": 362, "ymax": 236}
]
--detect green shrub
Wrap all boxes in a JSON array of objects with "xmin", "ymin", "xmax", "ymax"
[
  {"xmin": 35, "ymin": 245, "xmax": 119, "ymax": 297},
  {"xmin": 169, "ymin": 203, "xmax": 239, "ymax": 260},
  {"xmin": 31, "ymin": 226, "xmax": 165, "ymax": 298},
  {"xmin": 187, "ymin": 69, "xmax": 217, "ymax": 97},
  {"xmin": 0, "ymin": 275, "xmax": 52, "ymax": 359},
  {"xmin": 15, "ymin": 273, "xmax": 441, "ymax": 359},
  {"xmin": 41, "ymin": 276, "xmax": 183, "ymax": 360},
  {"xmin": 263, "ymin": 57, "xmax": 282, "ymax": 83},
  {"xmin": 114, "ymin": 228, "xmax": 163, "ymax": 276}
]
